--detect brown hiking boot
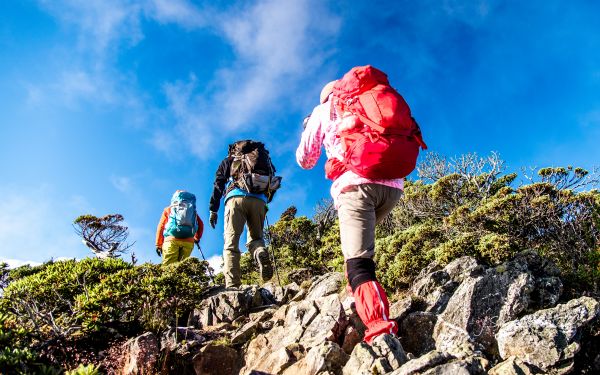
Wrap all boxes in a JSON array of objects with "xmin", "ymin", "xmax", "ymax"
[{"xmin": 255, "ymin": 248, "xmax": 273, "ymax": 282}]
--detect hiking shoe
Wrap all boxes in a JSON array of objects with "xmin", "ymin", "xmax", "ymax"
[{"xmin": 255, "ymin": 249, "xmax": 273, "ymax": 282}]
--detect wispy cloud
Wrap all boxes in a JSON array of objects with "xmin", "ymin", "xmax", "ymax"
[
  {"xmin": 0, "ymin": 258, "xmax": 42, "ymax": 268},
  {"xmin": 0, "ymin": 185, "xmax": 86, "ymax": 263},
  {"xmin": 111, "ymin": 175, "xmax": 134, "ymax": 193},
  {"xmin": 159, "ymin": 0, "xmax": 341, "ymax": 158},
  {"xmin": 207, "ymin": 254, "xmax": 222, "ymax": 274}
]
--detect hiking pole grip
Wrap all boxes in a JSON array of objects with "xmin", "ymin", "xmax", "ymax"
[{"xmin": 195, "ymin": 242, "xmax": 216, "ymax": 284}]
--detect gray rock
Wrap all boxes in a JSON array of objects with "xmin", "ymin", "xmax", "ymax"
[
  {"xmin": 287, "ymin": 268, "xmax": 314, "ymax": 285},
  {"xmin": 488, "ymin": 356, "xmax": 533, "ymax": 375},
  {"xmin": 160, "ymin": 327, "xmax": 205, "ymax": 352},
  {"xmin": 410, "ymin": 270, "xmax": 455, "ymax": 314},
  {"xmin": 399, "ymin": 312, "xmax": 437, "ymax": 356},
  {"xmin": 433, "ymin": 259, "xmax": 535, "ymax": 357},
  {"xmin": 305, "ymin": 272, "xmax": 345, "ymax": 301},
  {"xmin": 120, "ymin": 332, "xmax": 159, "ymax": 375},
  {"xmin": 443, "ymin": 256, "xmax": 483, "ymax": 282},
  {"xmin": 241, "ymin": 294, "xmax": 348, "ymax": 374},
  {"xmin": 282, "ymin": 341, "xmax": 349, "ymax": 375},
  {"xmin": 300, "ymin": 294, "xmax": 347, "ymax": 348},
  {"xmin": 192, "ymin": 343, "xmax": 239, "ymax": 375},
  {"xmin": 240, "ymin": 327, "xmax": 302, "ymax": 375},
  {"xmin": 262, "ymin": 281, "xmax": 301, "ymax": 305},
  {"xmin": 496, "ymin": 296, "xmax": 600, "ymax": 372},
  {"xmin": 389, "ymin": 350, "xmax": 452, "ymax": 375},
  {"xmin": 342, "ymin": 334, "xmax": 407, "ymax": 375},
  {"xmin": 189, "ymin": 285, "xmax": 265, "ymax": 328},
  {"xmin": 421, "ymin": 355, "xmax": 488, "ymax": 375},
  {"xmin": 390, "ymin": 297, "xmax": 414, "ymax": 322}
]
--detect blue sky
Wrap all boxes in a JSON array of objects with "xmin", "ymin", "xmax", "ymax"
[{"xmin": 1, "ymin": 0, "xmax": 599, "ymax": 269}]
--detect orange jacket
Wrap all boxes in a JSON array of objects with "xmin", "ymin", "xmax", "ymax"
[{"xmin": 155, "ymin": 206, "xmax": 204, "ymax": 248}]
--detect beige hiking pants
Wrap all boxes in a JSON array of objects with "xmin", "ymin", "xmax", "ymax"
[
  {"xmin": 337, "ymin": 184, "xmax": 403, "ymax": 260},
  {"xmin": 223, "ymin": 196, "xmax": 267, "ymax": 287}
]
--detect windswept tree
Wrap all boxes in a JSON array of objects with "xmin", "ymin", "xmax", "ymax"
[{"xmin": 73, "ymin": 214, "xmax": 134, "ymax": 258}]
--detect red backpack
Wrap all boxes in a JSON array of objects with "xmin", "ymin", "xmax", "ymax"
[{"xmin": 325, "ymin": 65, "xmax": 427, "ymax": 180}]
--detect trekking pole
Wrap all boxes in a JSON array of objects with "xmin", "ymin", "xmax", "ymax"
[
  {"xmin": 195, "ymin": 242, "xmax": 216, "ymax": 285},
  {"xmin": 265, "ymin": 214, "xmax": 282, "ymax": 287}
]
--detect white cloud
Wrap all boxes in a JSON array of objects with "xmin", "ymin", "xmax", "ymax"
[
  {"xmin": 111, "ymin": 175, "xmax": 134, "ymax": 193},
  {"xmin": 0, "ymin": 258, "xmax": 42, "ymax": 268},
  {"xmin": 0, "ymin": 185, "xmax": 90, "ymax": 263},
  {"xmin": 35, "ymin": 0, "xmax": 341, "ymax": 159},
  {"xmin": 206, "ymin": 254, "xmax": 223, "ymax": 274},
  {"xmin": 147, "ymin": 0, "xmax": 209, "ymax": 29}
]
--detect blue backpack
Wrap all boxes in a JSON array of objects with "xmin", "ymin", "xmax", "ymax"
[{"xmin": 164, "ymin": 191, "xmax": 198, "ymax": 239}]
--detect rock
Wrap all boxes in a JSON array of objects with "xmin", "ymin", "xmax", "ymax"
[
  {"xmin": 300, "ymin": 294, "xmax": 347, "ymax": 348},
  {"xmin": 287, "ymin": 268, "xmax": 314, "ymax": 285},
  {"xmin": 342, "ymin": 334, "xmax": 407, "ymax": 375},
  {"xmin": 231, "ymin": 307, "xmax": 277, "ymax": 345},
  {"xmin": 305, "ymin": 272, "xmax": 345, "ymax": 301},
  {"xmin": 192, "ymin": 342, "xmax": 239, "ymax": 375},
  {"xmin": 341, "ymin": 325, "xmax": 363, "ymax": 355},
  {"xmin": 433, "ymin": 257, "xmax": 536, "ymax": 357},
  {"xmin": 530, "ymin": 276, "xmax": 563, "ymax": 310},
  {"xmin": 496, "ymin": 296, "xmax": 600, "ymax": 372},
  {"xmin": 410, "ymin": 257, "xmax": 483, "ymax": 315},
  {"xmin": 160, "ymin": 327, "xmax": 205, "ymax": 352},
  {"xmin": 240, "ymin": 327, "xmax": 302, "ymax": 375},
  {"xmin": 370, "ymin": 334, "xmax": 408, "ymax": 370},
  {"xmin": 488, "ymin": 356, "xmax": 533, "ymax": 375},
  {"xmin": 282, "ymin": 341, "xmax": 349, "ymax": 375},
  {"xmin": 410, "ymin": 270, "xmax": 455, "ymax": 314},
  {"xmin": 120, "ymin": 332, "xmax": 159, "ymax": 375},
  {"xmin": 443, "ymin": 256, "xmax": 483, "ymax": 282},
  {"xmin": 399, "ymin": 312, "xmax": 437, "ymax": 356},
  {"xmin": 389, "ymin": 350, "xmax": 452, "ymax": 375},
  {"xmin": 390, "ymin": 297, "xmax": 414, "ymax": 323},
  {"xmin": 421, "ymin": 354, "xmax": 488, "ymax": 375},
  {"xmin": 189, "ymin": 286, "xmax": 266, "ymax": 328},
  {"xmin": 262, "ymin": 281, "xmax": 301, "ymax": 305}
]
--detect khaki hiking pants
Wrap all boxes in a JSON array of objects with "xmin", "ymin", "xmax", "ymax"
[
  {"xmin": 337, "ymin": 184, "xmax": 403, "ymax": 260},
  {"xmin": 223, "ymin": 196, "xmax": 267, "ymax": 287}
]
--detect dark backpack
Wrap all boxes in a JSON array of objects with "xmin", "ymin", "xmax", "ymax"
[{"xmin": 229, "ymin": 140, "xmax": 282, "ymax": 199}]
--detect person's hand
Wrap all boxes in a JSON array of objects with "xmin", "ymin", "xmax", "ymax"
[
  {"xmin": 209, "ymin": 211, "xmax": 218, "ymax": 229},
  {"xmin": 156, "ymin": 247, "xmax": 162, "ymax": 257}
]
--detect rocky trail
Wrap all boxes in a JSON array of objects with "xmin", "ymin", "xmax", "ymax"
[{"xmin": 110, "ymin": 251, "xmax": 600, "ymax": 374}]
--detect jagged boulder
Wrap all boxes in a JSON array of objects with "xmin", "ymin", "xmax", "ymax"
[
  {"xmin": 389, "ymin": 350, "xmax": 452, "ymax": 375},
  {"xmin": 399, "ymin": 312, "xmax": 437, "ymax": 356},
  {"xmin": 419, "ymin": 354, "xmax": 489, "ymax": 375},
  {"xmin": 411, "ymin": 256, "xmax": 483, "ymax": 314},
  {"xmin": 120, "ymin": 332, "xmax": 159, "ymax": 375},
  {"xmin": 342, "ymin": 334, "xmax": 408, "ymax": 375},
  {"xmin": 496, "ymin": 296, "xmax": 600, "ymax": 373},
  {"xmin": 241, "ymin": 273, "xmax": 348, "ymax": 374},
  {"xmin": 282, "ymin": 341, "xmax": 349, "ymax": 375},
  {"xmin": 188, "ymin": 285, "xmax": 269, "ymax": 328},
  {"xmin": 192, "ymin": 342, "xmax": 240, "ymax": 375},
  {"xmin": 432, "ymin": 252, "xmax": 563, "ymax": 357},
  {"xmin": 262, "ymin": 281, "xmax": 301, "ymax": 305},
  {"xmin": 488, "ymin": 356, "xmax": 534, "ymax": 375},
  {"xmin": 305, "ymin": 272, "xmax": 345, "ymax": 301},
  {"xmin": 230, "ymin": 306, "xmax": 277, "ymax": 345}
]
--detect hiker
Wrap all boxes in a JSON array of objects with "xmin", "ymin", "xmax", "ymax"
[
  {"xmin": 296, "ymin": 66, "xmax": 426, "ymax": 343},
  {"xmin": 155, "ymin": 190, "xmax": 204, "ymax": 266},
  {"xmin": 209, "ymin": 140, "xmax": 282, "ymax": 288}
]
